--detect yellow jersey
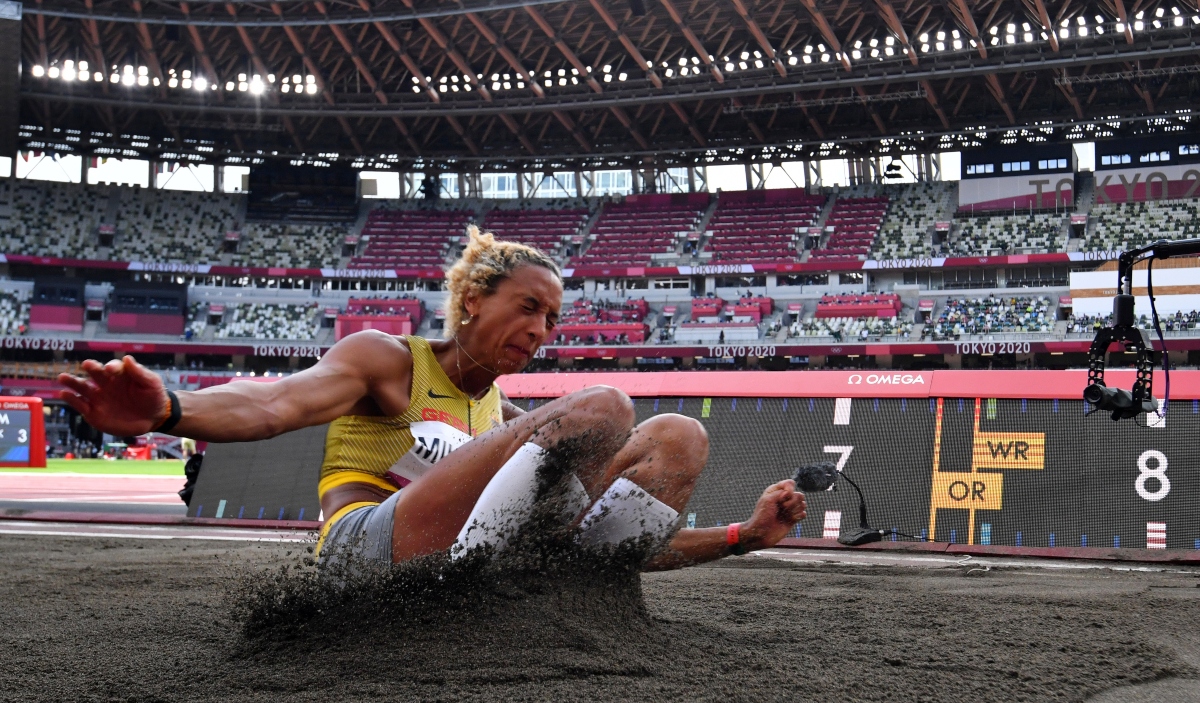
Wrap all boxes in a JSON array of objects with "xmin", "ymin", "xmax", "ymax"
[{"xmin": 317, "ymin": 335, "xmax": 503, "ymax": 502}]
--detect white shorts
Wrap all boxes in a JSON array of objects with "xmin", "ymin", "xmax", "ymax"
[{"xmin": 318, "ymin": 475, "xmax": 679, "ymax": 570}]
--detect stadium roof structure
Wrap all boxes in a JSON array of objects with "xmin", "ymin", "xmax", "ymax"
[{"xmin": 18, "ymin": 0, "xmax": 1200, "ymax": 171}]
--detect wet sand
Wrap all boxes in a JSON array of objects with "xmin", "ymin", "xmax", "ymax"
[{"xmin": 2, "ymin": 535, "xmax": 1199, "ymax": 702}]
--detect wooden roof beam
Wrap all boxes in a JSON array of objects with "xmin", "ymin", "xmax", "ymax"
[
  {"xmin": 396, "ymin": 0, "xmax": 492, "ymax": 101},
  {"xmin": 523, "ymin": 4, "xmax": 604, "ymax": 93},
  {"xmin": 270, "ymin": 3, "xmax": 363, "ymax": 153},
  {"xmin": 984, "ymin": 74, "xmax": 1016, "ymax": 123},
  {"xmin": 1107, "ymin": 0, "xmax": 1136, "ymax": 43},
  {"xmin": 586, "ymin": 0, "xmax": 664, "ymax": 88},
  {"xmin": 669, "ymin": 102, "xmax": 708, "ymax": 145},
  {"xmin": 224, "ymin": 4, "xmax": 305, "ymax": 152},
  {"xmin": 312, "ymin": 2, "xmax": 424, "ymax": 155},
  {"xmin": 353, "ymin": 0, "xmax": 438, "ymax": 103},
  {"xmin": 919, "ymin": 79, "xmax": 950, "ymax": 128},
  {"xmin": 947, "ymin": 0, "xmax": 987, "ymax": 59},
  {"xmin": 608, "ymin": 106, "xmax": 651, "ymax": 150},
  {"xmin": 658, "ymin": 0, "xmax": 724, "ymax": 82},
  {"xmin": 797, "ymin": 0, "xmax": 853, "ymax": 71},
  {"xmin": 871, "ymin": 0, "xmax": 918, "ymax": 66},
  {"xmin": 130, "ymin": 0, "xmax": 168, "ymax": 95},
  {"xmin": 313, "ymin": 2, "xmax": 388, "ymax": 105},
  {"xmin": 1026, "ymin": 0, "xmax": 1060, "ymax": 52},
  {"xmin": 464, "ymin": 13, "xmax": 545, "ymax": 98},
  {"xmin": 727, "ymin": 0, "xmax": 786, "ymax": 76}
]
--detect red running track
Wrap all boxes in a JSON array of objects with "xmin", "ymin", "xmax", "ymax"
[{"xmin": 0, "ymin": 473, "xmax": 186, "ymax": 504}]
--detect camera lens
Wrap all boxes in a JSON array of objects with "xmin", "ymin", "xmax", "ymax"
[{"xmin": 1083, "ymin": 383, "xmax": 1108, "ymax": 405}]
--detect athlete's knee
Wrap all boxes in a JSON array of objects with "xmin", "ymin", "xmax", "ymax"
[
  {"xmin": 642, "ymin": 414, "xmax": 709, "ymax": 470},
  {"xmin": 568, "ymin": 385, "xmax": 635, "ymax": 432}
]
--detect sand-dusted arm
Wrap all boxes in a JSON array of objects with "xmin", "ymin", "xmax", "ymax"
[
  {"xmin": 643, "ymin": 480, "xmax": 806, "ymax": 571},
  {"xmin": 58, "ymin": 331, "xmax": 412, "ymax": 443}
]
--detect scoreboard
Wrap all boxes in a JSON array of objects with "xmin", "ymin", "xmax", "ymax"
[
  {"xmin": 501, "ymin": 370, "xmax": 1200, "ymax": 552},
  {"xmin": 0, "ymin": 397, "xmax": 46, "ymax": 468}
]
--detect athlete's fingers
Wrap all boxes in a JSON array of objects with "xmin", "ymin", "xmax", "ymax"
[
  {"xmin": 58, "ymin": 389, "xmax": 92, "ymax": 416},
  {"xmin": 58, "ymin": 374, "xmax": 98, "ymax": 398},
  {"xmin": 103, "ymin": 358, "xmax": 125, "ymax": 376},
  {"xmin": 82, "ymin": 360, "xmax": 110, "ymax": 386}
]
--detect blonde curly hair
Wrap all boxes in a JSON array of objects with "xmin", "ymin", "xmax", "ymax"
[{"xmin": 443, "ymin": 224, "xmax": 562, "ymax": 337}]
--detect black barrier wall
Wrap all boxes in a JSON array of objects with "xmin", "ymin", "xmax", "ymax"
[
  {"xmin": 187, "ymin": 394, "xmax": 1199, "ymax": 551},
  {"xmin": 188, "ymin": 424, "xmax": 328, "ymax": 521},
  {"xmin": 520, "ymin": 395, "xmax": 1199, "ymax": 550},
  {"xmin": 667, "ymin": 396, "xmax": 1196, "ymax": 550}
]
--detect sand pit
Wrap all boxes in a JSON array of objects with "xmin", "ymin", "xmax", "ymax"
[{"xmin": 2, "ymin": 535, "xmax": 1199, "ymax": 702}]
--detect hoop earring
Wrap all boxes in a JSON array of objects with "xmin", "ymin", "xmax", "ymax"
[{"xmin": 461, "ymin": 314, "xmax": 472, "ymax": 326}]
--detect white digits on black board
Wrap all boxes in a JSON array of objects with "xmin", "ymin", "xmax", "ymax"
[
  {"xmin": 823, "ymin": 445, "xmax": 854, "ymax": 472},
  {"xmin": 1135, "ymin": 449, "xmax": 1170, "ymax": 502}
]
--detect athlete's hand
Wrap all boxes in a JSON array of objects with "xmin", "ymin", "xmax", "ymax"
[
  {"xmin": 741, "ymin": 479, "xmax": 807, "ymax": 551},
  {"xmin": 58, "ymin": 356, "xmax": 169, "ymax": 436}
]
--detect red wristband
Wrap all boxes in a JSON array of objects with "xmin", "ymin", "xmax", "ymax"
[{"xmin": 726, "ymin": 522, "xmax": 746, "ymax": 555}]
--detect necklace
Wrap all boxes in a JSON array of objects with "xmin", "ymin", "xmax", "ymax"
[{"xmin": 454, "ymin": 336, "xmax": 502, "ymax": 395}]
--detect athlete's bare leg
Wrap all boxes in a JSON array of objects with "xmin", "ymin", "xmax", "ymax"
[
  {"xmin": 585, "ymin": 413, "xmax": 710, "ymax": 514},
  {"xmin": 390, "ymin": 385, "xmax": 635, "ymax": 561}
]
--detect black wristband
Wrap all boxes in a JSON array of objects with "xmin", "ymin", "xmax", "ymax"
[{"xmin": 154, "ymin": 390, "xmax": 183, "ymax": 435}]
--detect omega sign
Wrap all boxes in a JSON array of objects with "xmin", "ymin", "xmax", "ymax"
[{"xmin": 846, "ymin": 373, "xmax": 926, "ymax": 385}]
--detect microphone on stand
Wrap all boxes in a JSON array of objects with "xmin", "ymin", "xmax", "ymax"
[{"xmin": 791, "ymin": 461, "xmax": 883, "ymax": 546}]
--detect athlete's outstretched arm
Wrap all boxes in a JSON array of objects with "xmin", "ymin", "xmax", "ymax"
[
  {"xmin": 642, "ymin": 480, "xmax": 806, "ymax": 571},
  {"xmin": 57, "ymin": 331, "xmax": 409, "ymax": 443}
]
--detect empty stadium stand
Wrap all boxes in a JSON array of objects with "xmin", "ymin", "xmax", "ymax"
[
  {"xmin": 811, "ymin": 196, "xmax": 888, "ymax": 262},
  {"xmin": 1084, "ymin": 201, "xmax": 1200, "ymax": 252},
  {"xmin": 0, "ymin": 180, "xmax": 108, "ymax": 259},
  {"xmin": 873, "ymin": 183, "xmax": 955, "ymax": 260},
  {"xmin": 791, "ymin": 316, "xmax": 913, "ymax": 340},
  {"xmin": 213, "ymin": 302, "xmax": 322, "ymax": 340},
  {"xmin": 703, "ymin": 189, "xmax": 823, "ymax": 263},
  {"xmin": 0, "ymin": 290, "xmax": 30, "ymax": 335},
  {"xmin": 351, "ymin": 207, "xmax": 472, "ymax": 269},
  {"xmin": 952, "ymin": 213, "xmax": 1066, "ymax": 256},
  {"xmin": 232, "ymin": 222, "xmax": 346, "ymax": 268},
  {"xmin": 111, "ymin": 188, "xmax": 237, "ymax": 263},
  {"xmin": 573, "ymin": 194, "xmax": 706, "ymax": 266},
  {"xmin": 483, "ymin": 206, "xmax": 589, "ymax": 260},
  {"xmin": 815, "ymin": 293, "xmax": 902, "ymax": 318}
]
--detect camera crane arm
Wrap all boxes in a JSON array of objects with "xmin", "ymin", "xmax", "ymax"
[{"xmin": 1085, "ymin": 237, "xmax": 1200, "ymax": 420}]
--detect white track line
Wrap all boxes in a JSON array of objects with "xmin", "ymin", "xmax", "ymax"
[
  {"xmin": 0, "ymin": 520, "xmax": 313, "ymax": 542},
  {"xmin": 753, "ymin": 548, "xmax": 1200, "ymax": 574}
]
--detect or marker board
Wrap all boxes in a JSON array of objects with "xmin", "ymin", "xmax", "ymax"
[{"xmin": 0, "ymin": 397, "xmax": 46, "ymax": 468}]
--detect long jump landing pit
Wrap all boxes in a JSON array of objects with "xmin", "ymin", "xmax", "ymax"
[
  {"xmin": 6, "ymin": 369, "xmax": 1200, "ymax": 701},
  {"xmin": 2, "ymin": 532, "xmax": 1199, "ymax": 702}
]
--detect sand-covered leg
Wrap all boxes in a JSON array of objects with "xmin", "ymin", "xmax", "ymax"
[{"xmin": 390, "ymin": 385, "xmax": 634, "ymax": 562}]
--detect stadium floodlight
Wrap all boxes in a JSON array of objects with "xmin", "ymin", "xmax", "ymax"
[
  {"xmin": 181, "ymin": 78, "xmax": 191, "ymax": 89},
  {"xmin": 139, "ymin": 76, "xmax": 150, "ymax": 86},
  {"xmin": 282, "ymin": 83, "xmax": 291, "ymax": 93},
  {"xmin": 31, "ymin": 65, "xmax": 44, "ymax": 77},
  {"xmin": 138, "ymin": 66, "xmax": 148, "ymax": 76},
  {"xmin": 79, "ymin": 71, "xmax": 89, "ymax": 82},
  {"xmin": 168, "ymin": 78, "xmax": 178, "ymax": 88},
  {"xmin": 122, "ymin": 73, "xmax": 134, "ymax": 85},
  {"xmin": 306, "ymin": 75, "xmax": 315, "ymax": 84},
  {"xmin": 617, "ymin": 72, "xmax": 627, "ymax": 80},
  {"xmin": 305, "ymin": 83, "xmax": 317, "ymax": 94},
  {"xmin": 48, "ymin": 66, "xmax": 60, "ymax": 79},
  {"xmin": 194, "ymin": 77, "xmax": 207, "ymax": 91}
]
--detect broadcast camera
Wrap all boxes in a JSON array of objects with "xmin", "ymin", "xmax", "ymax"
[{"xmin": 1086, "ymin": 237, "xmax": 1200, "ymax": 420}]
